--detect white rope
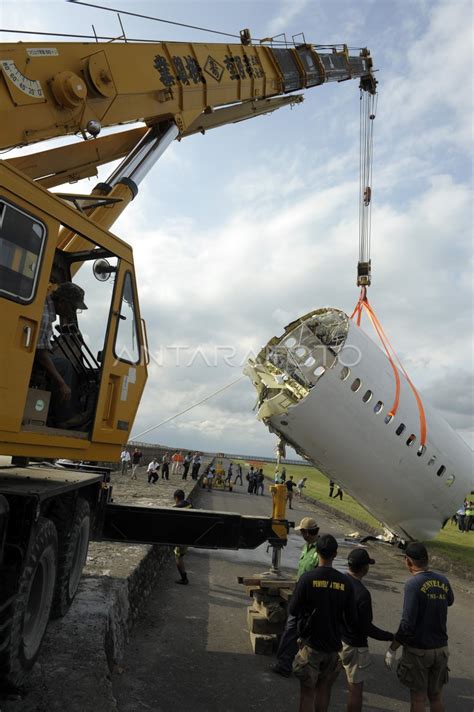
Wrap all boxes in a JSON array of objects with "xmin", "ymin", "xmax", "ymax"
[{"xmin": 130, "ymin": 375, "xmax": 245, "ymax": 441}]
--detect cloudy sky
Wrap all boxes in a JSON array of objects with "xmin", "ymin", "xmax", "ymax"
[{"xmin": 2, "ymin": 0, "xmax": 473, "ymax": 455}]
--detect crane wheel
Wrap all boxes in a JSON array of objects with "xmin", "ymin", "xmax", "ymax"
[
  {"xmin": 51, "ymin": 498, "xmax": 91, "ymax": 619},
  {"xmin": 0, "ymin": 517, "xmax": 58, "ymax": 691}
]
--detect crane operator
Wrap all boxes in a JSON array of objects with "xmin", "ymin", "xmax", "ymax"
[{"xmin": 35, "ymin": 282, "xmax": 87, "ymax": 429}]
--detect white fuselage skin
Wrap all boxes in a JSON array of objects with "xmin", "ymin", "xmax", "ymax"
[{"xmin": 259, "ymin": 312, "xmax": 473, "ymax": 541}]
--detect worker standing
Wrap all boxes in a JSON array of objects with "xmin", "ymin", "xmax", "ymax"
[
  {"xmin": 384, "ymin": 542, "xmax": 454, "ymax": 712},
  {"xmin": 161, "ymin": 451, "xmax": 170, "ymax": 480},
  {"xmin": 290, "ymin": 534, "xmax": 356, "ymax": 712},
  {"xmin": 285, "ymin": 476, "xmax": 296, "ymax": 509},
  {"xmin": 464, "ymin": 499, "xmax": 473, "ymax": 532},
  {"xmin": 120, "ymin": 448, "xmax": 131, "ymax": 475},
  {"xmin": 130, "ymin": 447, "xmax": 143, "ymax": 480},
  {"xmin": 182, "ymin": 452, "xmax": 192, "ymax": 480},
  {"xmin": 340, "ymin": 549, "xmax": 394, "ymax": 711},
  {"xmin": 172, "ymin": 489, "xmax": 192, "ymax": 585},
  {"xmin": 271, "ymin": 517, "xmax": 320, "ymax": 678}
]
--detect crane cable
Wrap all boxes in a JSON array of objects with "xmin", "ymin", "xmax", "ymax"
[
  {"xmin": 357, "ymin": 88, "xmax": 377, "ymax": 288},
  {"xmin": 130, "ymin": 375, "xmax": 245, "ymax": 441},
  {"xmin": 351, "ymin": 90, "xmax": 427, "ymax": 447}
]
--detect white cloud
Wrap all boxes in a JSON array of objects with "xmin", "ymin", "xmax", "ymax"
[{"xmin": 267, "ymin": 0, "xmax": 311, "ymax": 36}]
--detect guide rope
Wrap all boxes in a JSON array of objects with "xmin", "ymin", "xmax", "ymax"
[{"xmin": 130, "ymin": 375, "xmax": 245, "ymax": 441}]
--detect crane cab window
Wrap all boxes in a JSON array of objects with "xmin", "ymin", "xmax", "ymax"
[
  {"xmin": 0, "ymin": 199, "xmax": 45, "ymax": 303},
  {"xmin": 27, "ymin": 234, "xmax": 119, "ymax": 433},
  {"xmin": 114, "ymin": 272, "xmax": 140, "ymax": 364}
]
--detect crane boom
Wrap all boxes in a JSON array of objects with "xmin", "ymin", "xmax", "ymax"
[{"xmin": 0, "ymin": 40, "xmax": 375, "ymax": 151}]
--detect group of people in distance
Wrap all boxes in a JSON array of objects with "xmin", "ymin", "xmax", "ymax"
[
  {"xmin": 274, "ymin": 467, "xmax": 308, "ymax": 510},
  {"xmin": 272, "ymin": 517, "xmax": 454, "ymax": 712},
  {"xmin": 119, "ymin": 448, "xmax": 202, "ymax": 483}
]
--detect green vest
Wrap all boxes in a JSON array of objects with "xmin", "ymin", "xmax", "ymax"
[{"xmin": 297, "ymin": 543, "xmax": 319, "ymax": 580}]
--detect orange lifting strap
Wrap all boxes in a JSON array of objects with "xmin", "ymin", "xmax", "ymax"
[{"xmin": 350, "ymin": 288, "xmax": 427, "ymax": 446}]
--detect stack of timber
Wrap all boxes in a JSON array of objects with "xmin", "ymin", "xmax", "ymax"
[{"xmin": 238, "ymin": 576, "xmax": 296, "ymax": 655}]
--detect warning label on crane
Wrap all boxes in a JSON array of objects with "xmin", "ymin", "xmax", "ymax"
[{"xmin": 204, "ymin": 56, "xmax": 224, "ymax": 82}]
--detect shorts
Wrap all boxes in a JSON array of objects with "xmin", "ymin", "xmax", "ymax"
[
  {"xmin": 397, "ymin": 646, "xmax": 449, "ymax": 695},
  {"xmin": 174, "ymin": 546, "xmax": 188, "ymax": 559},
  {"xmin": 339, "ymin": 643, "xmax": 372, "ymax": 684},
  {"xmin": 292, "ymin": 645, "xmax": 341, "ymax": 688}
]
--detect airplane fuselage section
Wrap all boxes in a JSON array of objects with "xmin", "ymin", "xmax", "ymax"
[{"xmin": 246, "ymin": 308, "xmax": 473, "ymax": 541}]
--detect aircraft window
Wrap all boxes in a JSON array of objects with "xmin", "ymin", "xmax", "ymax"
[
  {"xmin": 374, "ymin": 401, "xmax": 383, "ymax": 414},
  {"xmin": 351, "ymin": 378, "xmax": 361, "ymax": 392},
  {"xmin": 395, "ymin": 423, "xmax": 406, "ymax": 436},
  {"xmin": 284, "ymin": 337, "xmax": 297, "ymax": 348},
  {"xmin": 362, "ymin": 390, "xmax": 372, "ymax": 403},
  {"xmin": 406, "ymin": 434, "xmax": 416, "ymax": 446},
  {"xmin": 340, "ymin": 366, "xmax": 350, "ymax": 381},
  {"xmin": 427, "ymin": 455, "xmax": 437, "ymax": 466},
  {"xmin": 437, "ymin": 466, "xmax": 446, "ymax": 477},
  {"xmin": 417, "ymin": 445, "xmax": 426, "ymax": 457},
  {"xmin": 445, "ymin": 475, "xmax": 455, "ymax": 487},
  {"xmin": 304, "ymin": 356, "xmax": 316, "ymax": 368},
  {"xmin": 314, "ymin": 365, "xmax": 325, "ymax": 377},
  {"xmin": 384, "ymin": 414, "xmax": 394, "ymax": 424}
]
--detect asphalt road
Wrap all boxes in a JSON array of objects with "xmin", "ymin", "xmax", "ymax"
[{"xmin": 112, "ymin": 483, "xmax": 474, "ymax": 712}]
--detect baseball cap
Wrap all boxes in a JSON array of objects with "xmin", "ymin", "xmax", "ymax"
[
  {"xmin": 405, "ymin": 542, "xmax": 428, "ymax": 561},
  {"xmin": 54, "ymin": 282, "xmax": 88, "ymax": 309},
  {"xmin": 316, "ymin": 533, "xmax": 338, "ymax": 557},
  {"xmin": 295, "ymin": 517, "xmax": 319, "ymax": 531},
  {"xmin": 348, "ymin": 548, "xmax": 375, "ymax": 567}
]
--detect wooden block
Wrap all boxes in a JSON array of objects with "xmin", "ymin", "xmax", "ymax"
[
  {"xmin": 279, "ymin": 588, "xmax": 293, "ymax": 601},
  {"xmin": 252, "ymin": 597, "xmax": 287, "ymax": 623},
  {"xmin": 249, "ymin": 631, "xmax": 278, "ymax": 655},
  {"xmin": 247, "ymin": 608, "xmax": 285, "ymax": 635}
]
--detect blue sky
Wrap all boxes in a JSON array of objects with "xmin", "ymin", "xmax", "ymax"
[{"xmin": 1, "ymin": 0, "xmax": 473, "ymax": 455}]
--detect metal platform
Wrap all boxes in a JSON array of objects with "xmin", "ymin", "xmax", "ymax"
[{"xmin": 0, "ymin": 465, "xmax": 103, "ymax": 499}]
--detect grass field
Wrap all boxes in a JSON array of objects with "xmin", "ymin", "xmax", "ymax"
[{"xmin": 234, "ymin": 459, "xmax": 474, "ymax": 569}]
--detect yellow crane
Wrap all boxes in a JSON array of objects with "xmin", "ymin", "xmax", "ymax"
[
  {"xmin": 0, "ymin": 35, "xmax": 375, "ymax": 462},
  {"xmin": 0, "ymin": 28, "xmax": 375, "ymax": 690}
]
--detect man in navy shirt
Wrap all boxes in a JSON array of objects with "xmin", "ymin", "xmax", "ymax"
[
  {"xmin": 385, "ymin": 542, "xmax": 454, "ymax": 712},
  {"xmin": 289, "ymin": 534, "xmax": 357, "ymax": 712},
  {"xmin": 341, "ymin": 548, "xmax": 393, "ymax": 711}
]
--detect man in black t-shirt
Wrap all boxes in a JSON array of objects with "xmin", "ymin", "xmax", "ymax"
[
  {"xmin": 289, "ymin": 534, "xmax": 356, "ymax": 712},
  {"xmin": 340, "ymin": 548, "xmax": 393, "ymax": 711}
]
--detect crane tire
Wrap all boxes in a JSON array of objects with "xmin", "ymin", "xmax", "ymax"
[
  {"xmin": 51, "ymin": 497, "xmax": 90, "ymax": 619},
  {"xmin": 0, "ymin": 517, "xmax": 58, "ymax": 691}
]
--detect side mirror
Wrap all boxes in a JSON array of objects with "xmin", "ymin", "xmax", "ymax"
[{"xmin": 93, "ymin": 258, "xmax": 116, "ymax": 282}]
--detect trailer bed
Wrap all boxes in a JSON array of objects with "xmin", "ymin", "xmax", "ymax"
[{"xmin": 0, "ymin": 466, "xmax": 103, "ymax": 499}]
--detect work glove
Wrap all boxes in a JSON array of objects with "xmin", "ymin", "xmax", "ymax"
[{"xmin": 384, "ymin": 647, "xmax": 397, "ymax": 670}]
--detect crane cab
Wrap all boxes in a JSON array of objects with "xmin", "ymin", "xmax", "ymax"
[{"xmin": 0, "ymin": 162, "xmax": 148, "ymax": 462}]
